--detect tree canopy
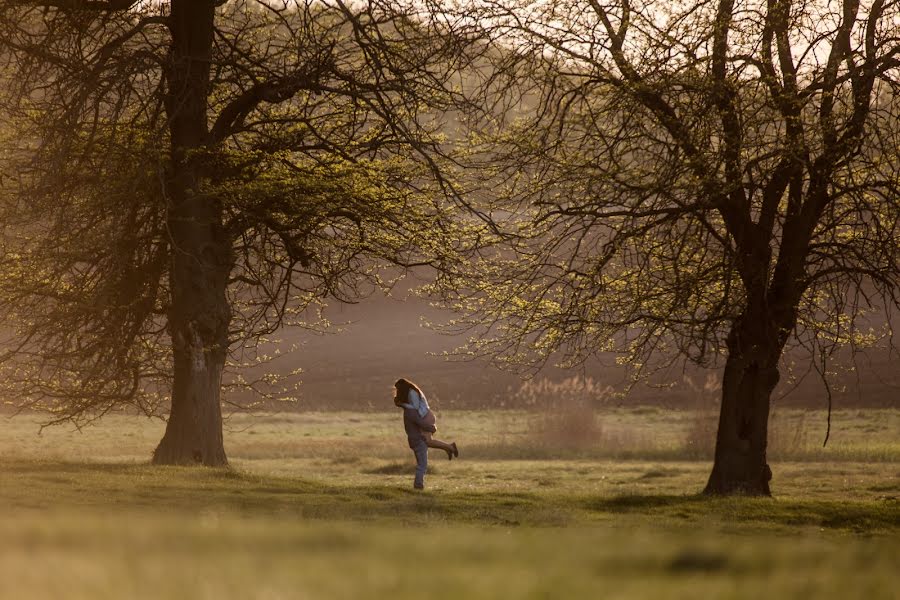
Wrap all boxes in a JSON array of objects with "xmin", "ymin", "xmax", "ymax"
[
  {"xmin": 431, "ymin": 0, "xmax": 900, "ymax": 493},
  {"xmin": 0, "ymin": 0, "xmax": 485, "ymax": 461},
  {"xmin": 0, "ymin": 0, "xmax": 897, "ymax": 495}
]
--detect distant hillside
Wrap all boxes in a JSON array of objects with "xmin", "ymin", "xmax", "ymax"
[{"xmin": 236, "ymin": 284, "xmax": 899, "ymax": 411}]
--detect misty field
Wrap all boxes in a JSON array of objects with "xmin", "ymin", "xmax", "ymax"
[{"xmin": 1, "ymin": 407, "xmax": 898, "ymax": 599}]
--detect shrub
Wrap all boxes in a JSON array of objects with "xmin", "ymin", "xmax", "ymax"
[
  {"xmin": 530, "ymin": 401, "xmax": 603, "ymax": 451},
  {"xmin": 507, "ymin": 376, "xmax": 616, "ymax": 410},
  {"xmin": 682, "ymin": 411, "xmax": 718, "ymax": 460}
]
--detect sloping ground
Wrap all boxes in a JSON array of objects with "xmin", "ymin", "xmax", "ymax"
[
  {"xmin": 240, "ymin": 289, "xmax": 900, "ymax": 409},
  {"xmin": 2, "ymin": 407, "xmax": 896, "ymax": 598}
]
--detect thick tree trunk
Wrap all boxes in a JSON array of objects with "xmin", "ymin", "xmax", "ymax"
[
  {"xmin": 152, "ymin": 0, "xmax": 230, "ymax": 466},
  {"xmin": 152, "ymin": 194, "xmax": 231, "ymax": 466},
  {"xmin": 703, "ymin": 316, "xmax": 780, "ymax": 495}
]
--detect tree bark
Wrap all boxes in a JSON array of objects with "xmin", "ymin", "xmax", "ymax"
[
  {"xmin": 151, "ymin": 193, "xmax": 231, "ymax": 466},
  {"xmin": 703, "ymin": 315, "xmax": 780, "ymax": 495},
  {"xmin": 152, "ymin": 0, "xmax": 230, "ymax": 466}
]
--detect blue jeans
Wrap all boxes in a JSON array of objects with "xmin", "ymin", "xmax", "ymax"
[{"xmin": 412, "ymin": 440, "xmax": 428, "ymax": 489}]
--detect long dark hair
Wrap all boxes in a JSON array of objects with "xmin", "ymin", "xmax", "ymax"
[{"xmin": 394, "ymin": 378, "xmax": 424, "ymax": 407}]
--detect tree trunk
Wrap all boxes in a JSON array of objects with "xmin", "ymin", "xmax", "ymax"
[
  {"xmin": 152, "ymin": 0, "xmax": 230, "ymax": 466},
  {"xmin": 703, "ymin": 316, "xmax": 780, "ymax": 495},
  {"xmin": 151, "ymin": 193, "xmax": 232, "ymax": 466}
]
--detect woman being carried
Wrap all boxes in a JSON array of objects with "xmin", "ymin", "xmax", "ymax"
[{"xmin": 394, "ymin": 378, "xmax": 459, "ymax": 490}]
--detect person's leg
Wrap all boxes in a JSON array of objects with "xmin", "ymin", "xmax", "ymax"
[
  {"xmin": 412, "ymin": 440, "xmax": 428, "ymax": 489},
  {"xmin": 426, "ymin": 437, "xmax": 456, "ymax": 459},
  {"xmin": 422, "ymin": 411, "xmax": 457, "ymax": 458}
]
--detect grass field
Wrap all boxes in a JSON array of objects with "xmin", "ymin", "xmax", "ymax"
[{"xmin": 1, "ymin": 407, "xmax": 898, "ymax": 599}]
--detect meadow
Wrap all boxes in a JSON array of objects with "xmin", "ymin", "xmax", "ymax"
[{"xmin": 1, "ymin": 406, "xmax": 898, "ymax": 599}]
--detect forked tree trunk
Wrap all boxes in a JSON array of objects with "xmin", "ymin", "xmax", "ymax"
[
  {"xmin": 152, "ymin": 0, "xmax": 230, "ymax": 466},
  {"xmin": 703, "ymin": 316, "xmax": 780, "ymax": 495}
]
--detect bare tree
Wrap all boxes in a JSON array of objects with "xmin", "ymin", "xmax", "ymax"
[
  {"xmin": 433, "ymin": 0, "xmax": 900, "ymax": 494},
  {"xmin": 0, "ymin": 0, "xmax": 482, "ymax": 464}
]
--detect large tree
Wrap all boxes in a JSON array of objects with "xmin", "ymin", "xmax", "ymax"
[
  {"xmin": 0, "ymin": 0, "xmax": 480, "ymax": 464},
  {"xmin": 434, "ymin": 0, "xmax": 900, "ymax": 494}
]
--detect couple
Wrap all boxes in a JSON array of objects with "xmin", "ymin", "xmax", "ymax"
[{"xmin": 394, "ymin": 378, "xmax": 458, "ymax": 490}]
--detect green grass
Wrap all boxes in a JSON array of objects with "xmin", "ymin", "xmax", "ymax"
[
  {"xmin": 5, "ymin": 407, "xmax": 897, "ymax": 462},
  {"xmin": 3, "ymin": 509, "xmax": 896, "ymax": 600},
  {"xmin": 0, "ymin": 408, "xmax": 898, "ymax": 599}
]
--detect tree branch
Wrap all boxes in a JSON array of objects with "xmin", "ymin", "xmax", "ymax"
[
  {"xmin": 209, "ymin": 43, "xmax": 334, "ymax": 144},
  {"xmin": 24, "ymin": 0, "xmax": 138, "ymax": 11}
]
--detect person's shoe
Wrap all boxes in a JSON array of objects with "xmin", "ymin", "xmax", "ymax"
[
  {"xmin": 451, "ymin": 442, "xmax": 459, "ymax": 458},
  {"xmin": 446, "ymin": 448, "xmax": 453, "ymax": 461},
  {"xmin": 414, "ymin": 483, "xmax": 424, "ymax": 490}
]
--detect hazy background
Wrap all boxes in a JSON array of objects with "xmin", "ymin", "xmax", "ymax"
[{"xmin": 264, "ymin": 286, "xmax": 900, "ymax": 411}]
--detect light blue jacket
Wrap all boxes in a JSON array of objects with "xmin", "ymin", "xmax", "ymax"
[{"xmin": 401, "ymin": 389, "xmax": 430, "ymax": 418}]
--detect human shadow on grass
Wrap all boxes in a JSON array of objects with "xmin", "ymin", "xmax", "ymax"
[{"xmin": 363, "ymin": 462, "xmax": 439, "ymax": 475}]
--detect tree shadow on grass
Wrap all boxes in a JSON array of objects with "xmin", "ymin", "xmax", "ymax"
[
  {"xmin": 583, "ymin": 493, "xmax": 899, "ymax": 533},
  {"xmin": 1, "ymin": 458, "xmax": 565, "ymax": 527},
  {"xmin": 585, "ymin": 494, "xmax": 706, "ymax": 512},
  {"xmin": 0, "ymin": 459, "xmax": 150, "ymax": 475},
  {"xmin": 3, "ymin": 460, "xmax": 896, "ymax": 532}
]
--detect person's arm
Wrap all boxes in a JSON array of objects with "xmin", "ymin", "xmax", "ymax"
[{"xmin": 409, "ymin": 389, "xmax": 430, "ymax": 418}]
